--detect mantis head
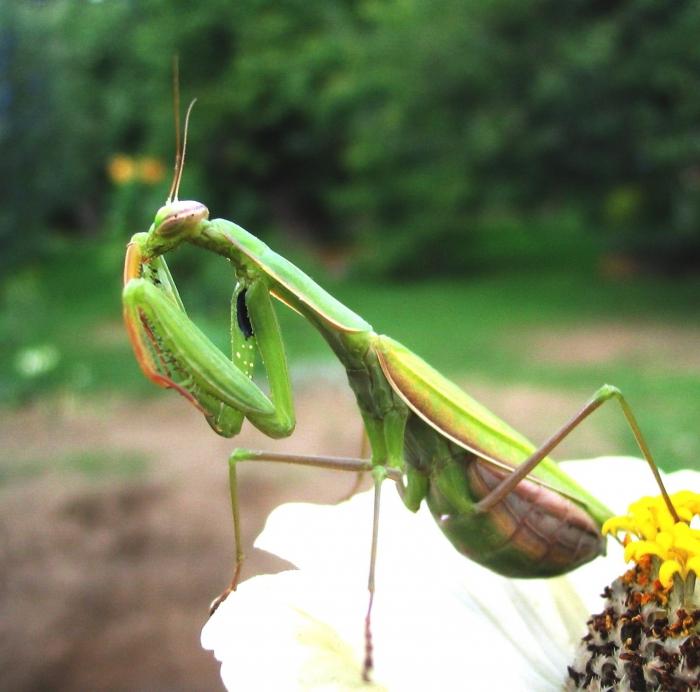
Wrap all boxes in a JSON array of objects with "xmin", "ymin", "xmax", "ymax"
[{"xmin": 152, "ymin": 200, "xmax": 209, "ymax": 239}]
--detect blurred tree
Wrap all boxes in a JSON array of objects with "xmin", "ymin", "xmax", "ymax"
[
  {"xmin": 2, "ymin": 0, "xmax": 700, "ymax": 276},
  {"xmin": 329, "ymin": 0, "xmax": 700, "ymax": 274}
]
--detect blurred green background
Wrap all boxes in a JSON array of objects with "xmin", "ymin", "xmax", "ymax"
[{"xmin": 1, "ymin": 1, "xmax": 699, "ymax": 689}]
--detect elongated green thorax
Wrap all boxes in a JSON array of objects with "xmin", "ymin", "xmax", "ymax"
[{"xmin": 193, "ymin": 219, "xmax": 373, "ymax": 334}]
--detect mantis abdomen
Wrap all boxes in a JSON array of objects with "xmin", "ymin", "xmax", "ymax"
[{"xmin": 404, "ymin": 416, "xmax": 605, "ymax": 577}]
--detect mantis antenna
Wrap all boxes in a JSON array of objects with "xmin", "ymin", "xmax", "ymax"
[
  {"xmin": 166, "ymin": 56, "xmax": 197, "ymax": 203},
  {"xmin": 171, "ymin": 98, "xmax": 197, "ymax": 202},
  {"xmin": 166, "ymin": 56, "xmax": 181, "ymax": 204}
]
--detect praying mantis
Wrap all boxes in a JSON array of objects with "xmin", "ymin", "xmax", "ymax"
[{"xmin": 121, "ymin": 98, "xmax": 679, "ymax": 681}]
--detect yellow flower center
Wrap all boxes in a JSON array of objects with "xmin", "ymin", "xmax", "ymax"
[{"xmin": 602, "ymin": 490, "xmax": 700, "ymax": 588}]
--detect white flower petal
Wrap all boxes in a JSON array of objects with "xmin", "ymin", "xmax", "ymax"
[
  {"xmin": 202, "ymin": 571, "xmax": 384, "ymax": 690},
  {"xmin": 254, "ymin": 486, "xmax": 568, "ymax": 690},
  {"xmin": 560, "ymin": 456, "xmax": 695, "ymax": 513},
  {"xmin": 204, "ymin": 457, "xmax": 700, "ymax": 691},
  {"xmin": 256, "ymin": 491, "xmax": 374, "ymax": 578}
]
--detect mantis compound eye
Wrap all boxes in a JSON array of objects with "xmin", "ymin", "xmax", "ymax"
[{"xmin": 153, "ymin": 200, "xmax": 209, "ymax": 238}]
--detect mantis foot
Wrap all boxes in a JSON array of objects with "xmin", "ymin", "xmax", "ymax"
[
  {"xmin": 208, "ymin": 562, "xmax": 242, "ymax": 617},
  {"xmin": 208, "ymin": 585, "xmax": 235, "ymax": 617}
]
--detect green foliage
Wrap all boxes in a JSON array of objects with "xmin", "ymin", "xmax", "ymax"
[
  {"xmin": 3, "ymin": 0, "xmax": 700, "ymax": 275},
  {"xmin": 333, "ymin": 0, "xmax": 700, "ymax": 274}
]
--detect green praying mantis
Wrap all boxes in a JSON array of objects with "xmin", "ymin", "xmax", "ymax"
[{"xmin": 122, "ymin": 96, "xmax": 679, "ymax": 681}]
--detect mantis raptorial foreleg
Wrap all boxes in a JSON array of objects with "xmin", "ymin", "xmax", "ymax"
[{"xmin": 123, "ymin": 243, "xmax": 295, "ymax": 439}]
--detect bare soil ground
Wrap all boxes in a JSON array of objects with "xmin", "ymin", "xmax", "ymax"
[
  {"xmin": 527, "ymin": 322, "xmax": 700, "ymax": 370},
  {"xmin": 0, "ymin": 374, "xmax": 614, "ymax": 692}
]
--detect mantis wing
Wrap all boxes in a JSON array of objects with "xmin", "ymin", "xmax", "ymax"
[{"xmin": 375, "ymin": 335, "xmax": 611, "ymax": 522}]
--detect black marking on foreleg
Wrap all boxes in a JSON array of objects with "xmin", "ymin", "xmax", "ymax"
[{"xmin": 236, "ymin": 289, "xmax": 254, "ymax": 338}]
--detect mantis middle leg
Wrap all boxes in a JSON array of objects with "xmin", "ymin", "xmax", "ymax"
[{"xmin": 217, "ymin": 449, "xmax": 403, "ymax": 681}]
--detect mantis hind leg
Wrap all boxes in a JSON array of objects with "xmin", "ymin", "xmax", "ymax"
[{"xmin": 474, "ymin": 384, "xmax": 679, "ymax": 520}]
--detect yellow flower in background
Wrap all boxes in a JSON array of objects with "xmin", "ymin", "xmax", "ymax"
[
  {"xmin": 107, "ymin": 154, "xmax": 136, "ymax": 184},
  {"xmin": 137, "ymin": 157, "xmax": 166, "ymax": 184},
  {"xmin": 107, "ymin": 155, "xmax": 166, "ymax": 185}
]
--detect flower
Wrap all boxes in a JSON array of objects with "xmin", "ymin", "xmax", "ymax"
[
  {"xmin": 568, "ymin": 486, "xmax": 700, "ymax": 689},
  {"xmin": 201, "ymin": 458, "xmax": 698, "ymax": 691},
  {"xmin": 602, "ymin": 491, "xmax": 700, "ymax": 587},
  {"xmin": 107, "ymin": 154, "xmax": 136, "ymax": 184},
  {"xmin": 137, "ymin": 157, "xmax": 166, "ymax": 184},
  {"xmin": 107, "ymin": 155, "xmax": 166, "ymax": 185}
]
